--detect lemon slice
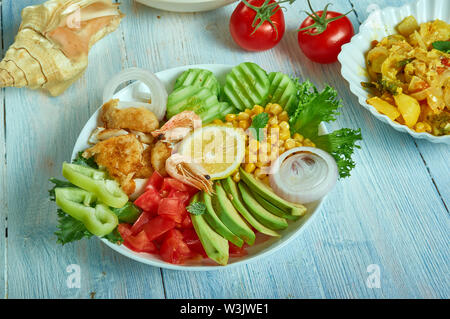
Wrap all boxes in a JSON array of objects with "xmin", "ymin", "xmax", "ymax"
[{"xmin": 177, "ymin": 125, "xmax": 246, "ymax": 180}]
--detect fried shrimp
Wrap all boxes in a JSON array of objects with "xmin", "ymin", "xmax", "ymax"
[
  {"xmin": 151, "ymin": 140, "xmax": 172, "ymax": 177},
  {"xmin": 151, "ymin": 110, "xmax": 201, "ymax": 143},
  {"xmin": 83, "ymin": 134, "xmax": 144, "ymax": 195},
  {"xmin": 101, "ymin": 99, "xmax": 160, "ymax": 133}
]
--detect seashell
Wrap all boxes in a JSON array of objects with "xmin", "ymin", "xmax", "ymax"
[{"xmin": 0, "ymin": 0, "xmax": 124, "ymax": 96}]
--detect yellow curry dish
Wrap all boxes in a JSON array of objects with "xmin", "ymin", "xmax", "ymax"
[{"xmin": 363, "ymin": 16, "xmax": 450, "ymax": 136}]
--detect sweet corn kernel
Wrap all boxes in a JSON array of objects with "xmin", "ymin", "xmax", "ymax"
[
  {"xmin": 232, "ymin": 171, "xmax": 240, "ymax": 182},
  {"xmin": 225, "ymin": 122, "xmax": 233, "ymax": 127},
  {"xmin": 269, "ymin": 103, "xmax": 283, "ymax": 115},
  {"xmin": 278, "ymin": 111, "xmax": 289, "ymax": 122},
  {"xmin": 232, "ymin": 120, "xmax": 239, "ymax": 127},
  {"xmin": 245, "ymin": 109, "xmax": 253, "ymax": 115},
  {"xmin": 293, "ymin": 133, "xmax": 304, "ymax": 142},
  {"xmin": 262, "ymin": 176, "xmax": 270, "ymax": 186},
  {"xmin": 279, "ymin": 121, "xmax": 290, "ymax": 131},
  {"xmin": 254, "ymin": 168, "xmax": 266, "ymax": 179},
  {"xmin": 252, "ymin": 105, "xmax": 264, "ymax": 114},
  {"xmin": 213, "ymin": 119, "xmax": 223, "ymax": 125},
  {"xmin": 279, "ymin": 130, "xmax": 290, "ymax": 141},
  {"xmin": 237, "ymin": 112, "xmax": 250, "ymax": 121},
  {"xmin": 279, "ymin": 146, "xmax": 285, "ymax": 153},
  {"xmin": 244, "ymin": 163, "xmax": 256, "ymax": 173},
  {"xmin": 238, "ymin": 120, "xmax": 249, "ymax": 130},
  {"xmin": 295, "ymin": 141, "xmax": 303, "ymax": 147},
  {"xmin": 264, "ymin": 104, "xmax": 272, "ymax": 112},
  {"xmin": 268, "ymin": 116, "xmax": 278, "ymax": 126},
  {"xmin": 285, "ymin": 138, "xmax": 296, "ymax": 150},
  {"xmin": 225, "ymin": 113, "xmax": 236, "ymax": 122}
]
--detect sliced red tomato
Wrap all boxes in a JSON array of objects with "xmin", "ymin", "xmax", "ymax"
[
  {"xmin": 159, "ymin": 229, "xmax": 191, "ymax": 264},
  {"xmin": 146, "ymin": 171, "xmax": 164, "ymax": 191},
  {"xmin": 118, "ymin": 223, "xmax": 133, "ymax": 238},
  {"xmin": 168, "ymin": 190, "xmax": 190, "ymax": 205},
  {"xmin": 161, "ymin": 178, "xmax": 198, "ymax": 195},
  {"xmin": 182, "ymin": 229, "xmax": 207, "ymax": 258},
  {"xmin": 157, "ymin": 197, "xmax": 184, "ymax": 223},
  {"xmin": 180, "ymin": 213, "xmax": 192, "ymax": 229},
  {"xmin": 130, "ymin": 211, "xmax": 155, "ymax": 235},
  {"xmin": 229, "ymin": 243, "xmax": 248, "ymax": 257},
  {"xmin": 134, "ymin": 187, "xmax": 161, "ymax": 213},
  {"xmin": 123, "ymin": 230, "xmax": 157, "ymax": 253},
  {"xmin": 143, "ymin": 216, "xmax": 176, "ymax": 241}
]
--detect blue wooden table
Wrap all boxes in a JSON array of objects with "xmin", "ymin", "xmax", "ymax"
[{"xmin": 0, "ymin": 0, "xmax": 448, "ymax": 299}]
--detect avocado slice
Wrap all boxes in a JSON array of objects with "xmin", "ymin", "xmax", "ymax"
[
  {"xmin": 221, "ymin": 177, "xmax": 279, "ymax": 237},
  {"xmin": 189, "ymin": 195, "xmax": 229, "ymax": 265},
  {"xmin": 238, "ymin": 182, "xmax": 288, "ymax": 230},
  {"xmin": 250, "ymin": 189, "xmax": 300, "ymax": 221},
  {"xmin": 214, "ymin": 183, "xmax": 255, "ymax": 245},
  {"xmin": 240, "ymin": 168, "xmax": 306, "ymax": 217},
  {"xmin": 203, "ymin": 192, "xmax": 244, "ymax": 247}
]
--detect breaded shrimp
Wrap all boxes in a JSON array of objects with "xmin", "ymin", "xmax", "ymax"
[
  {"xmin": 151, "ymin": 140, "xmax": 172, "ymax": 177},
  {"xmin": 101, "ymin": 99, "xmax": 160, "ymax": 133}
]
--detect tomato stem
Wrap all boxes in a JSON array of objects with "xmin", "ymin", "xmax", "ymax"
[
  {"xmin": 298, "ymin": 0, "xmax": 354, "ymax": 36},
  {"xmin": 241, "ymin": 0, "xmax": 296, "ymax": 39}
]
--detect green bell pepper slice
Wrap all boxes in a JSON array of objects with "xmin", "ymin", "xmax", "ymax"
[
  {"xmin": 111, "ymin": 202, "xmax": 142, "ymax": 223},
  {"xmin": 55, "ymin": 187, "xmax": 118, "ymax": 237},
  {"xmin": 62, "ymin": 162, "xmax": 128, "ymax": 208}
]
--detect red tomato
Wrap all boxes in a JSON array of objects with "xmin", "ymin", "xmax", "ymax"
[
  {"xmin": 118, "ymin": 223, "xmax": 133, "ymax": 238},
  {"xmin": 143, "ymin": 216, "xmax": 176, "ymax": 241},
  {"xmin": 441, "ymin": 57, "xmax": 450, "ymax": 68},
  {"xmin": 229, "ymin": 243, "xmax": 248, "ymax": 257},
  {"xmin": 230, "ymin": 0, "xmax": 285, "ymax": 52},
  {"xmin": 159, "ymin": 229, "xmax": 191, "ymax": 264},
  {"xmin": 180, "ymin": 213, "xmax": 193, "ymax": 229},
  {"xmin": 168, "ymin": 190, "xmax": 190, "ymax": 205},
  {"xmin": 298, "ymin": 7, "xmax": 354, "ymax": 64},
  {"xmin": 162, "ymin": 178, "xmax": 198, "ymax": 195},
  {"xmin": 182, "ymin": 229, "xmax": 207, "ymax": 258},
  {"xmin": 146, "ymin": 171, "xmax": 164, "ymax": 191},
  {"xmin": 123, "ymin": 230, "xmax": 157, "ymax": 253},
  {"xmin": 130, "ymin": 211, "xmax": 155, "ymax": 235},
  {"xmin": 157, "ymin": 197, "xmax": 184, "ymax": 223},
  {"xmin": 134, "ymin": 187, "xmax": 161, "ymax": 213}
]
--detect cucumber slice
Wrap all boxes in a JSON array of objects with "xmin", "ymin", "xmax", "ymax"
[
  {"xmin": 267, "ymin": 72, "xmax": 298, "ymax": 115},
  {"xmin": 166, "ymin": 85, "xmax": 221, "ymax": 119},
  {"xmin": 224, "ymin": 62, "xmax": 270, "ymax": 111},
  {"xmin": 174, "ymin": 68, "xmax": 220, "ymax": 96}
]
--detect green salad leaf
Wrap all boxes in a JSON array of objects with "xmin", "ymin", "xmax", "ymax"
[
  {"xmin": 250, "ymin": 112, "xmax": 269, "ymax": 142},
  {"xmin": 289, "ymin": 81, "xmax": 362, "ymax": 178},
  {"xmin": 55, "ymin": 209, "xmax": 93, "ymax": 245},
  {"xmin": 49, "ymin": 178, "xmax": 75, "ymax": 201},
  {"xmin": 432, "ymin": 41, "xmax": 450, "ymax": 54},
  {"xmin": 72, "ymin": 151, "xmax": 98, "ymax": 169}
]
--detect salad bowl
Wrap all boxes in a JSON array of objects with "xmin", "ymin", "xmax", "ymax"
[
  {"xmin": 72, "ymin": 64, "xmax": 327, "ymax": 271},
  {"xmin": 338, "ymin": 0, "xmax": 450, "ymax": 144},
  {"xmin": 135, "ymin": 0, "xmax": 237, "ymax": 13}
]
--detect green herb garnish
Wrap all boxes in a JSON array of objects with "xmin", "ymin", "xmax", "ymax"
[
  {"xmin": 72, "ymin": 151, "xmax": 98, "ymax": 169},
  {"xmin": 187, "ymin": 202, "xmax": 206, "ymax": 215},
  {"xmin": 249, "ymin": 112, "xmax": 269, "ymax": 142},
  {"xmin": 432, "ymin": 41, "xmax": 450, "ymax": 54}
]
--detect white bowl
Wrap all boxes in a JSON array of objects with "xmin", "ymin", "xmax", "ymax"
[
  {"xmin": 338, "ymin": 0, "xmax": 450, "ymax": 144},
  {"xmin": 72, "ymin": 64, "xmax": 327, "ymax": 271},
  {"xmin": 136, "ymin": 0, "xmax": 237, "ymax": 12}
]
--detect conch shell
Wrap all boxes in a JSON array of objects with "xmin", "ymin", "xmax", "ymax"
[{"xmin": 0, "ymin": 0, "xmax": 124, "ymax": 96}]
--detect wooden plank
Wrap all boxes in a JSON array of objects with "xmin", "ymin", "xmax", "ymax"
[
  {"xmin": 113, "ymin": 0, "xmax": 450, "ymax": 298},
  {"xmin": 0, "ymin": 0, "xmax": 6, "ymax": 299},
  {"xmin": 2, "ymin": 0, "xmax": 164, "ymax": 298}
]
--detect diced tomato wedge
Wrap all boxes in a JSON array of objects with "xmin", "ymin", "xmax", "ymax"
[
  {"xmin": 168, "ymin": 190, "xmax": 190, "ymax": 205},
  {"xmin": 123, "ymin": 230, "xmax": 157, "ymax": 253},
  {"xmin": 130, "ymin": 211, "xmax": 155, "ymax": 235},
  {"xmin": 146, "ymin": 171, "xmax": 164, "ymax": 191},
  {"xmin": 134, "ymin": 187, "xmax": 161, "ymax": 213},
  {"xmin": 161, "ymin": 178, "xmax": 198, "ymax": 196},
  {"xmin": 182, "ymin": 229, "xmax": 207, "ymax": 258},
  {"xmin": 157, "ymin": 197, "xmax": 184, "ymax": 223},
  {"xmin": 118, "ymin": 223, "xmax": 133, "ymax": 238},
  {"xmin": 180, "ymin": 213, "xmax": 193, "ymax": 229},
  {"xmin": 143, "ymin": 216, "xmax": 176, "ymax": 241},
  {"xmin": 229, "ymin": 243, "xmax": 248, "ymax": 257},
  {"xmin": 159, "ymin": 229, "xmax": 191, "ymax": 264}
]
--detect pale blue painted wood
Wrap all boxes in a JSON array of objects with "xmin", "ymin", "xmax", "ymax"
[
  {"xmin": 0, "ymin": 0, "xmax": 6, "ymax": 298},
  {"xmin": 0, "ymin": 0, "xmax": 449, "ymax": 299}
]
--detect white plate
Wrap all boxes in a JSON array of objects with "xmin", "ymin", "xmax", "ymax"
[
  {"xmin": 338, "ymin": 0, "xmax": 450, "ymax": 144},
  {"xmin": 72, "ymin": 64, "xmax": 327, "ymax": 271},
  {"xmin": 136, "ymin": 0, "xmax": 237, "ymax": 12}
]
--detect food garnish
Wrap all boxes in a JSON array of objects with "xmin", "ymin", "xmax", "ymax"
[
  {"xmin": 364, "ymin": 16, "xmax": 450, "ymax": 136},
  {"xmin": 0, "ymin": 0, "xmax": 123, "ymax": 96},
  {"xmin": 50, "ymin": 63, "xmax": 362, "ymax": 266},
  {"xmin": 269, "ymin": 147, "xmax": 338, "ymax": 204}
]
